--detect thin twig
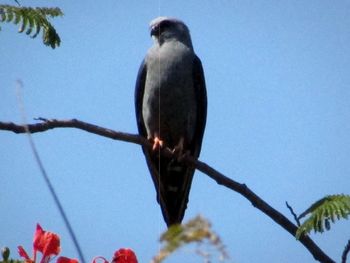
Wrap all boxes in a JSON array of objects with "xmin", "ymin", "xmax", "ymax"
[
  {"xmin": 13, "ymin": 92, "xmax": 86, "ymax": 263},
  {"xmin": 286, "ymin": 201, "xmax": 301, "ymax": 226},
  {"xmin": 342, "ymin": 240, "xmax": 350, "ymax": 263},
  {"xmin": 0, "ymin": 118, "xmax": 336, "ymax": 263}
]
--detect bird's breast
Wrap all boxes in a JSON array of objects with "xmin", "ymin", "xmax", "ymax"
[{"xmin": 142, "ymin": 43, "xmax": 197, "ymax": 147}]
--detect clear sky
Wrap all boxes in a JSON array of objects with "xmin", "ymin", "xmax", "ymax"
[{"xmin": 1, "ymin": 1, "xmax": 350, "ymax": 262}]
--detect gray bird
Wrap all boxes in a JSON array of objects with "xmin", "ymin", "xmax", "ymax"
[{"xmin": 135, "ymin": 17, "xmax": 207, "ymax": 227}]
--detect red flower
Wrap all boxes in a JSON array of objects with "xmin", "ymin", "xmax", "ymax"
[
  {"xmin": 18, "ymin": 224, "xmax": 61, "ymax": 263},
  {"xmin": 112, "ymin": 249, "xmax": 138, "ymax": 263},
  {"xmin": 18, "ymin": 246, "xmax": 34, "ymax": 263},
  {"xmin": 57, "ymin": 256, "xmax": 79, "ymax": 263},
  {"xmin": 33, "ymin": 224, "xmax": 61, "ymax": 258},
  {"xmin": 92, "ymin": 256, "xmax": 109, "ymax": 263}
]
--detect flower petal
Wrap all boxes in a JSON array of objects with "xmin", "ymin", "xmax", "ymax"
[
  {"xmin": 57, "ymin": 256, "xmax": 79, "ymax": 263},
  {"xmin": 92, "ymin": 256, "xmax": 109, "ymax": 263},
  {"xmin": 18, "ymin": 246, "xmax": 31, "ymax": 260},
  {"xmin": 33, "ymin": 224, "xmax": 61, "ymax": 257},
  {"xmin": 33, "ymin": 224, "xmax": 45, "ymax": 252},
  {"xmin": 42, "ymin": 232, "xmax": 61, "ymax": 256},
  {"xmin": 113, "ymin": 249, "xmax": 138, "ymax": 263}
]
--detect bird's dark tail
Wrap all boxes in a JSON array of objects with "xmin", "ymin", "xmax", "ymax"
[
  {"xmin": 148, "ymin": 153, "xmax": 195, "ymax": 227},
  {"xmin": 161, "ymin": 158, "xmax": 195, "ymax": 227}
]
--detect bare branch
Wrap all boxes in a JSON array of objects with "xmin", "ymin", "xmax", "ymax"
[
  {"xmin": 0, "ymin": 118, "xmax": 335, "ymax": 263},
  {"xmin": 0, "ymin": 117, "xmax": 146, "ymax": 144},
  {"xmin": 286, "ymin": 201, "xmax": 301, "ymax": 226},
  {"xmin": 342, "ymin": 240, "xmax": 350, "ymax": 263}
]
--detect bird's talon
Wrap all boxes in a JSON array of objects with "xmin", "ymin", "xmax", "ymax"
[
  {"xmin": 177, "ymin": 150, "xmax": 190, "ymax": 162},
  {"xmin": 152, "ymin": 137, "xmax": 164, "ymax": 150},
  {"xmin": 172, "ymin": 137, "xmax": 184, "ymax": 158}
]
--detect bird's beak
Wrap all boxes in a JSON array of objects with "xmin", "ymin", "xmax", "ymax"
[{"xmin": 150, "ymin": 25, "xmax": 159, "ymax": 37}]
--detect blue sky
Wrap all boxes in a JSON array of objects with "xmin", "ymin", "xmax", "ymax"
[{"xmin": 1, "ymin": 1, "xmax": 350, "ymax": 262}]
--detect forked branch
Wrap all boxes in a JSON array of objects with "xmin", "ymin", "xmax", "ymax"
[{"xmin": 0, "ymin": 118, "xmax": 335, "ymax": 263}]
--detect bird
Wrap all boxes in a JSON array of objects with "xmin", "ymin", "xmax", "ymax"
[{"xmin": 135, "ymin": 17, "xmax": 207, "ymax": 227}]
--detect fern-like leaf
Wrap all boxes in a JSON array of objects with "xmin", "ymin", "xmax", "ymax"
[
  {"xmin": 0, "ymin": 5, "xmax": 63, "ymax": 48},
  {"xmin": 6, "ymin": 8, "xmax": 14, "ymax": 22},
  {"xmin": 296, "ymin": 194, "xmax": 350, "ymax": 239},
  {"xmin": 0, "ymin": 8, "xmax": 6, "ymax": 22},
  {"xmin": 13, "ymin": 10, "xmax": 21, "ymax": 24},
  {"xmin": 152, "ymin": 215, "xmax": 229, "ymax": 263}
]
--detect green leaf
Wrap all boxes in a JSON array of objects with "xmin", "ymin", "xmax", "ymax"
[
  {"xmin": 152, "ymin": 215, "xmax": 229, "ymax": 263},
  {"xmin": 0, "ymin": 4, "xmax": 63, "ymax": 48},
  {"xmin": 42, "ymin": 25, "xmax": 60, "ymax": 48},
  {"xmin": 14, "ymin": 10, "xmax": 21, "ymax": 24},
  {"xmin": 6, "ymin": 9, "xmax": 13, "ymax": 22},
  {"xmin": 25, "ymin": 9, "xmax": 34, "ymax": 35},
  {"xmin": 18, "ymin": 13, "xmax": 27, "ymax": 33},
  {"xmin": 32, "ymin": 19, "xmax": 41, "ymax": 38},
  {"xmin": 0, "ymin": 8, "xmax": 6, "ymax": 22},
  {"xmin": 296, "ymin": 194, "xmax": 350, "ymax": 239}
]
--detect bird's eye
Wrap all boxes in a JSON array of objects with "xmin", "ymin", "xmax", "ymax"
[
  {"xmin": 151, "ymin": 20, "xmax": 173, "ymax": 36},
  {"xmin": 159, "ymin": 20, "xmax": 172, "ymax": 31}
]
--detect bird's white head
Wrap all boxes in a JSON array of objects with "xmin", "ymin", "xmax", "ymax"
[{"xmin": 149, "ymin": 17, "xmax": 193, "ymax": 48}]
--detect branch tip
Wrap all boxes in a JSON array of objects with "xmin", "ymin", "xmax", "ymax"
[{"xmin": 286, "ymin": 201, "xmax": 301, "ymax": 227}]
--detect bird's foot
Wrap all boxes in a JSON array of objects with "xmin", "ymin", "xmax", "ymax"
[
  {"xmin": 172, "ymin": 137, "xmax": 185, "ymax": 160},
  {"xmin": 152, "ymin": 136, "xmax": 164, "ymax": 151},
  {"xmin": 177, "ymin": 150, "xmax": 190, "ymax": 162}
]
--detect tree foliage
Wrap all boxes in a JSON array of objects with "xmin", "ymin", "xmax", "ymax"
[
  {"xmin": 296, "ymin": 194, "xmax": 350, "ymax": 239},
  {"xmin": 0, "ymin": 5, "xmax": 63, "ymax": 48}
]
